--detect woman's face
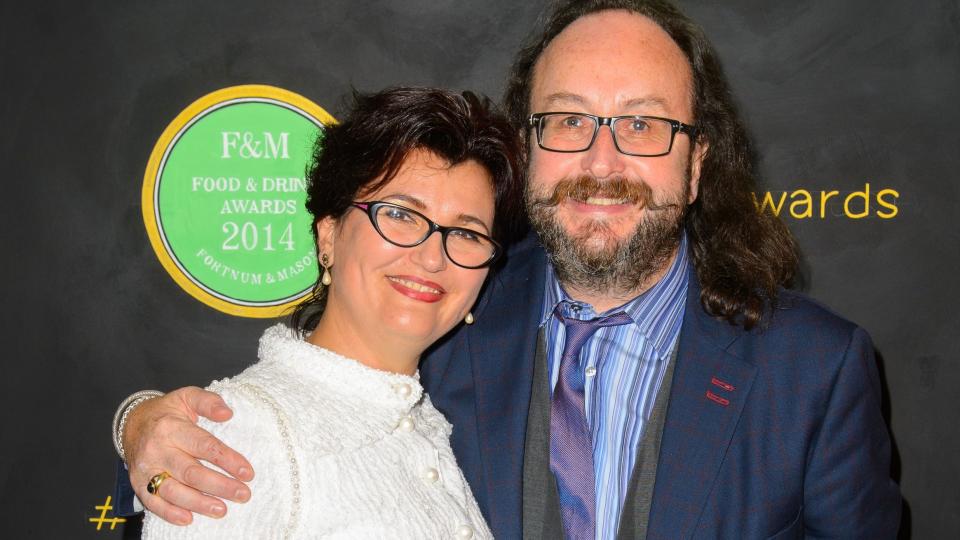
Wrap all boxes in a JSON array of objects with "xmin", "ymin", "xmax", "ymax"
[{"xmin": 318, "ymin": 148, "xmax": 496, "ymax": 350}]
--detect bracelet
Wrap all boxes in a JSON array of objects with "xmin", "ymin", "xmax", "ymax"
[{"xmin": 112, "ymin": 390, "xmax": 164, "ymax": 462}]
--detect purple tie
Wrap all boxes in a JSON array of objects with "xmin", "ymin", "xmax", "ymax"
[{"xmin": 551, "ymin": 306, "xmax": 633, "ymax": 540}]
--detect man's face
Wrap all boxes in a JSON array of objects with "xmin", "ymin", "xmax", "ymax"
[{"xmin": 526, "ymin": 10, "xmax": 705, "ymax": 298}]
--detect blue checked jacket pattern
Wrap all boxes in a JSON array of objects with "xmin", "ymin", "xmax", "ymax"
[{"xmin": 420, "ymin": 231, "xmax": 901, "ymax": 539}]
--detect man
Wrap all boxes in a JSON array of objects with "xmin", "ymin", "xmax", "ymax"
[{"xmin": 115, "ymin": 0, "xmax": 901, "ymax": 537}]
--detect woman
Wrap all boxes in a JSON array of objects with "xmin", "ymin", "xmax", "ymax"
[{"xmin": 142, "ymin": 87, "xmax": 523, "ymax": 539}]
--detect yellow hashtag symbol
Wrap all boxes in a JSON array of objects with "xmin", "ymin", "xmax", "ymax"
[{"xmin": 89, "ymin": 495, "xmax": 127, "ymax": 531}]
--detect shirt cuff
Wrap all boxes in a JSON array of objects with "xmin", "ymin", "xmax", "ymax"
[{"xmin": 113, "ymin": 459, "xmax": 144, "ymax": 516}]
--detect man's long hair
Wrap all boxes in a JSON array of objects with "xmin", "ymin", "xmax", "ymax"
[{"xmin": 504, "ymin": 0, "xmax": 798, "ymax": 329}]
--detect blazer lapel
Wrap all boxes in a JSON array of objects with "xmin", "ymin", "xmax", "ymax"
[
  {"xmin": 647, "ymin": 270, "xmax": 758, "ymax": 539},
  {"xmin": 465, "ymin": 233, "xmax": 547, "ymax": 537}
]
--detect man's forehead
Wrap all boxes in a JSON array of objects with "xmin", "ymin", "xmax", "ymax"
[
  {"xmin": 530, "ymin": 10, "xmax": 693, "ymax": 115},
  {"xmin": 541, "ymin": 91, "xmax": 671, "ymax": 113}
]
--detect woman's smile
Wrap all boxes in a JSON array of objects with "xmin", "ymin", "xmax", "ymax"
[{"xmin": 386, "ymin": 274, "xmax": 446, "ymax": 303}]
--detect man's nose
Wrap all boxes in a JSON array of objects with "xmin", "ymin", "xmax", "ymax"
[{"xmin": 581, "ymin": 125, "xmax": 626, "ymax": 179}]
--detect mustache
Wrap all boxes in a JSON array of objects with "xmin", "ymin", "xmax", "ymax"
[{"xmin": 528, "ymin": 175, "xmax": 679, "ymax": 211}]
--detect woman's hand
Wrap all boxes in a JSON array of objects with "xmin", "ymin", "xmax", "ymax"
[{"xmin": 124, "ymin": 387, "xmax": 255, "ymax": 525}]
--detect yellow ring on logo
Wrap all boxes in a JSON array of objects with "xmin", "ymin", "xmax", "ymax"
[{"xmin": 142, "ymin": 84, "xmax": 336, "ymax": 318}]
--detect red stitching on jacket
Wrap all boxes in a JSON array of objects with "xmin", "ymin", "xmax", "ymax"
[
  {"xmin": 706, "ymin": 390, "xmax": 730, "ymax": 406},
  {"xmin": 711, "ymin": 377, "xmax": 735, "ymax": 392}
]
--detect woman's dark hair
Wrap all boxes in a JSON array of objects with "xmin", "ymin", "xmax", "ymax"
[
  {"xmin": 290, "ymin": 87, "xmax": 525, "ymax": 332},
  {"xmin": 504, "ymin": 0, "xmax": 798, "ymax": 329}
]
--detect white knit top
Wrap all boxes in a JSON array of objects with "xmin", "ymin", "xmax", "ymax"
[{"xmin": 142, "ymin": 324, "xmax": 492, "ymax": 539}]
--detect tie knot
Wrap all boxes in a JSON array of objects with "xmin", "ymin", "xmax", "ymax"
[
  {"xmin": 554, "ymin": 305, "xmax": 633, "ymax": 330},
  {"xmin": 553, "ymin": 306, "xmax": 632, "ymax": 360}
]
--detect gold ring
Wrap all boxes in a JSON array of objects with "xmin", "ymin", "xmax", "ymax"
[{"xmin": 147, "ymin": 471, "xmax": 172, "ymax": 495}]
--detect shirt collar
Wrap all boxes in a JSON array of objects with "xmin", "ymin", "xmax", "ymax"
[{"xmin": 540, "ymin": 232, "xmax": 690, "ymax": 357}]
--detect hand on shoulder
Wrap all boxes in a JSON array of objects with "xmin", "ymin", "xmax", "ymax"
[{"xmin": 123, "ymin": 386, "xmax": 254, "ymax": 525}]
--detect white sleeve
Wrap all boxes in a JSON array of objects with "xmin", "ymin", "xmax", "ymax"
[{"xmin": 140, "ymin": 384, "xmax": 295, "ymax": 539}]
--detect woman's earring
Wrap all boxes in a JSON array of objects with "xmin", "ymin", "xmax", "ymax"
[
  {"xmin": 320, "ymin": 254, "xmax": 332, "ymax": 286},
  {"xmin": 464, "ymin": 312, "xmax": 475, "ymax": 325}
]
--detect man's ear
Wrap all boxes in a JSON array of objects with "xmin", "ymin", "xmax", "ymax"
[
  {"xmin": 687, "ymin": 140, "xmax": 709, "ymax": 204},
  {"xmin": 315, "ymin": 217, "xmax": 337, "ymax": 265}
]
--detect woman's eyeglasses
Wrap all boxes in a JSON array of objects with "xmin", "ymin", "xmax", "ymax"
[{"xmin": 351, "ymin": 201, "xmax": 501, "ymax": 269}]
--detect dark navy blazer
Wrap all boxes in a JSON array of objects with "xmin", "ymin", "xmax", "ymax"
[{"xmin": 420, "ymin": 231, "xmax": 901, "ymax": 539}]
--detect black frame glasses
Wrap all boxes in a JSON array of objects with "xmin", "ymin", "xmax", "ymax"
[
  {"xmin": 351, "ymin": 201, "xmax": 501, "ymax": 269},
  {"xmin": 528, "ymin": 112, "xmax": 698, "ymax": 157}
]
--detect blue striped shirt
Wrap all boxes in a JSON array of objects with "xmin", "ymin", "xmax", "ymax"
[{"xmin": 540, "ymin": 233, "xmax": 689, "ymax": 539}]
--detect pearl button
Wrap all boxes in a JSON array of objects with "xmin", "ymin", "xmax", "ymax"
[
  {"xmin": 456, "ymin": 524, "xmax": 474, "ymax": 538},
  {"xmin": 585, "ymin": 366, "xmax": 597, "ymax": 377},
  {"xmin": 423, "ymin": 467, "xmax": 440, "ymax": 483},
  {"xmin": 395, "ymin": 383, "xmax": 412, "ymax": 398},
  {"xmin": 397, "ymin": 416, "xmax": 415, "ymax": 432}
]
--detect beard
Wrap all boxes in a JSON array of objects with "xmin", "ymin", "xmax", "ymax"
[{"xmin": 525, "ymin": 174, "xmax": 688, "ymax": 298}]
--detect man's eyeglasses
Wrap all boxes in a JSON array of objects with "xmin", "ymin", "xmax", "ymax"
[
  {"xmin": 528, "ymin": 112, "xmax": 698, "ymax": 157},
  {"xmin": 351, "ymin": 201, "xmax": 501, "ymax": 269}
]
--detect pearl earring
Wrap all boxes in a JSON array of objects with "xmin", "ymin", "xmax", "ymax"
[
  {"xmin": 320, "ymin": 254, "xmax": 332, "ymax": 286},
  {"xmin": 464, "ymin": 312, "xmax": 475, "ymax": 325}
]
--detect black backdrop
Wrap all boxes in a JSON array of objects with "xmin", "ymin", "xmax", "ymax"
[{"xmin": 1, "ymin": 1, "xmax": 957, "ymax": 537}]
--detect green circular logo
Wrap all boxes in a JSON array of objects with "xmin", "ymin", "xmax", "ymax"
[{"xmin": 143, "ymin": 85, "xmax": 336, "ymax": 317}]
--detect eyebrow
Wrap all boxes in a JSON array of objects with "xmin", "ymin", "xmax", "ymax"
[
  {"xmin": 380, "ymin": 193, "xmax": 492, "ymax": 233},
  {"xmin": 542, "ymin": 92, "xmax": 670, "ymax": 113},
  {"xmin": 383, "ymin": 193, "xmax": 426, "ymax": 210},
  {"xmin": 456, "ymin": 214, "xmax": 492, "ymax": 233}
]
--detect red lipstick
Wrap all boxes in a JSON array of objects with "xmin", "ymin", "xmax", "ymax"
[{"xmin": 386, "ymin": 275, "xmax": 446, "ymax": 303}]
